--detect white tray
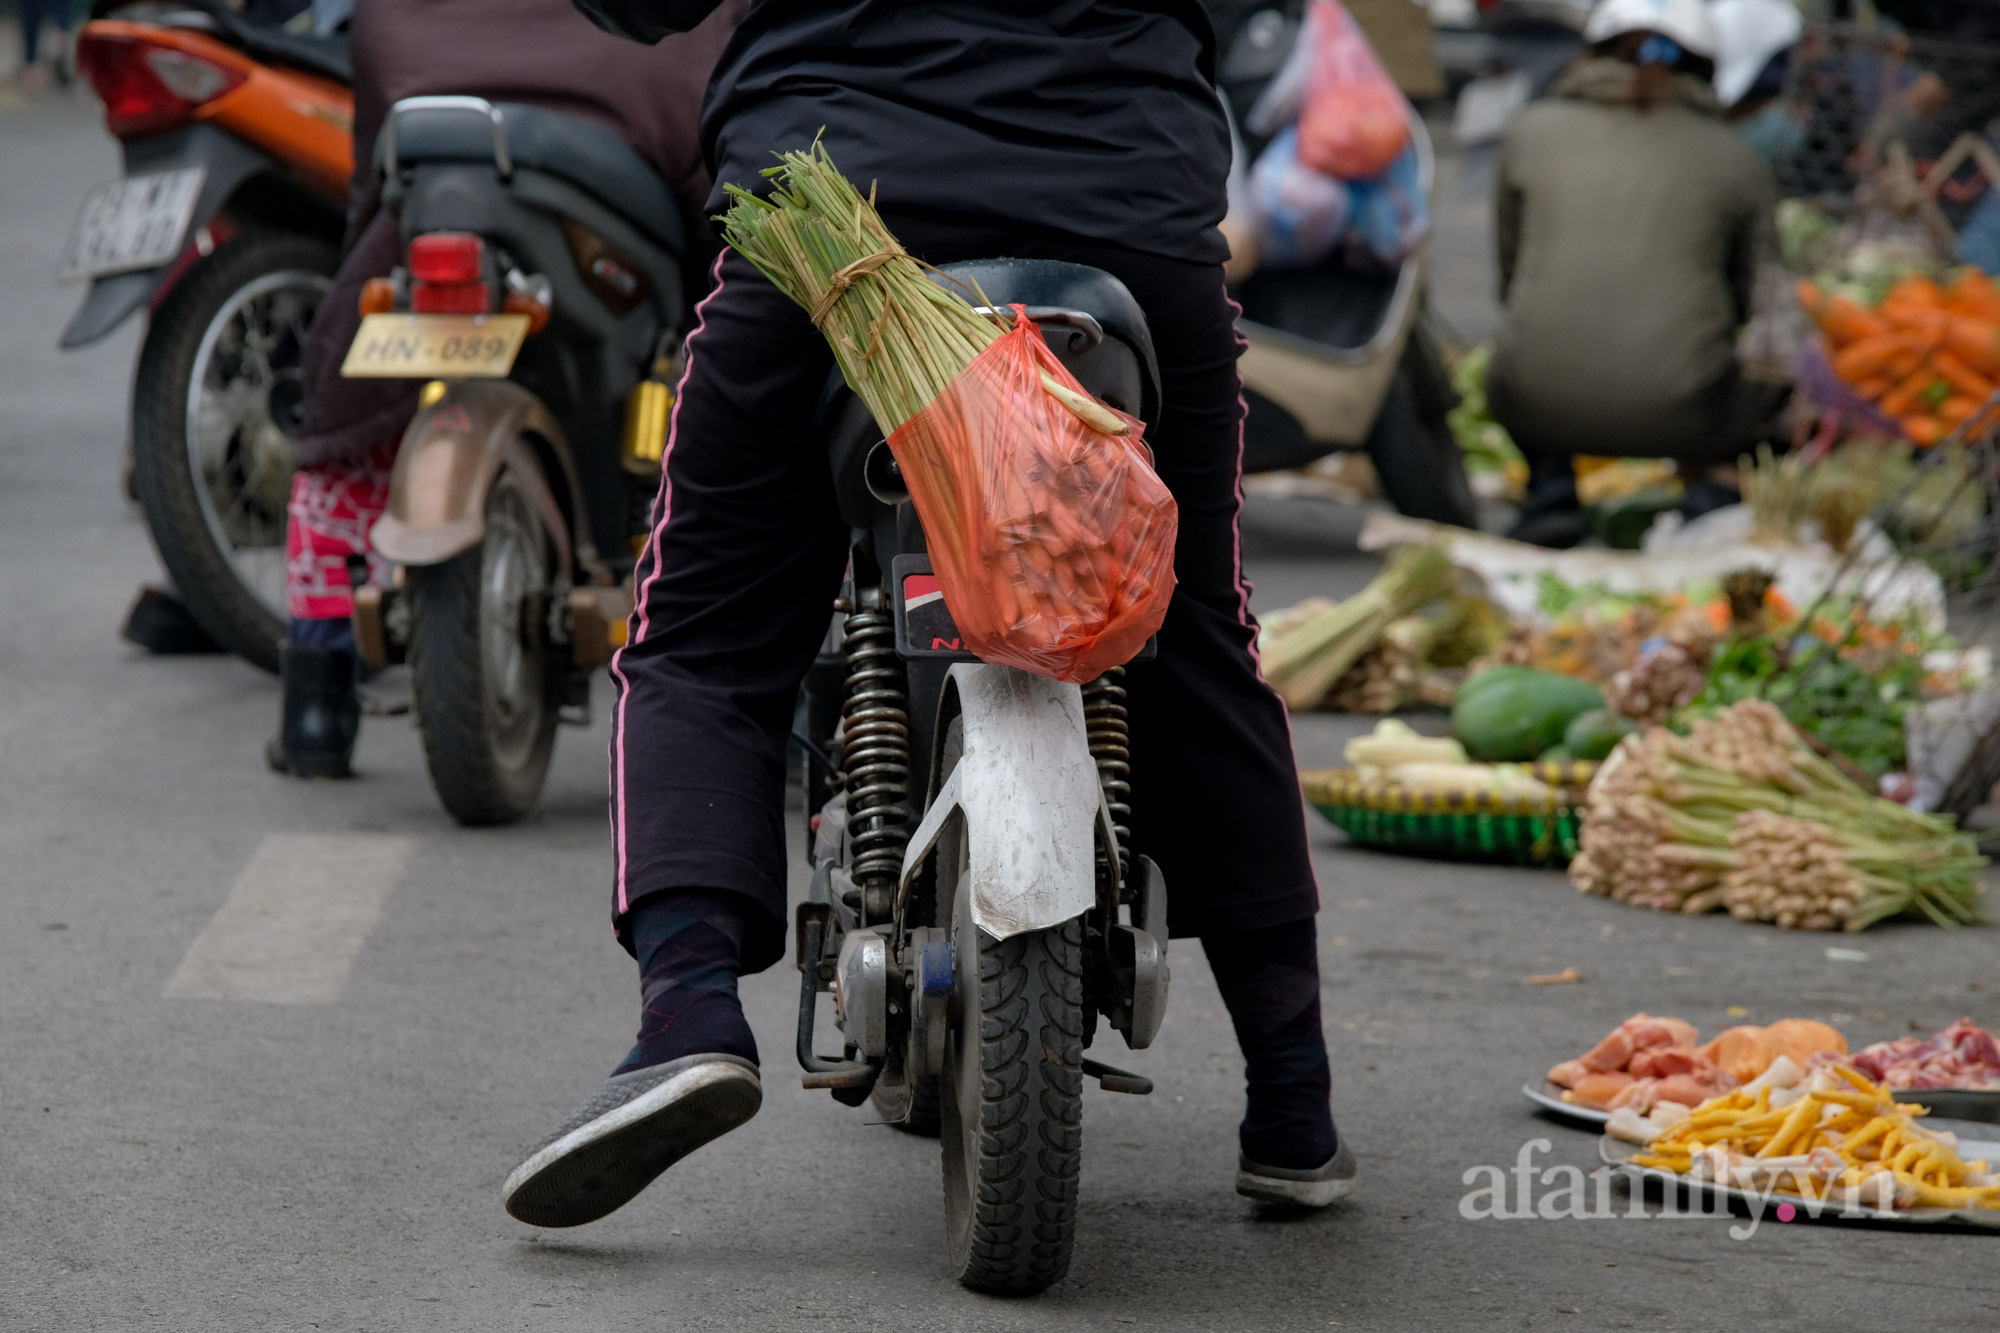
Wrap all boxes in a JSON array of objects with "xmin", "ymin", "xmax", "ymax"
[
  {"xmin": 1523, "ymin": 1079, "xmax": 1610, "ymax": 1126},
  {"xmin": 1600, "ymin": 1126, "xmax": 2000, "ymax": 1229}
]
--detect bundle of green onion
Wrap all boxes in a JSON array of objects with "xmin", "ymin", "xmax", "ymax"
[
  {"xmin": 1571, "ymin": 700, "xmax": 1983, "ymax": 931},
  {"xmin": 717, "ymin": 142, "xmax": 1003, "ymax": 433},
  {"xmin": 1258, "ymin": 541, "xmax": 1458, "ymax": 711}
]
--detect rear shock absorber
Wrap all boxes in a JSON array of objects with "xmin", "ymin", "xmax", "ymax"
[
  {"xmin": 1082, "ymin": 666, "xmax": 1131, "ymax": 891},
  {"xmin": 839, "ymin": 590, "xmax": 911, "ymax": 921}
]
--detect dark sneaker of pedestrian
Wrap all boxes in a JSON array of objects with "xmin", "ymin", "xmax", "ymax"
[{"xmin": 503, "ymin": 892, "xmax": 762, "ymax": 1227}]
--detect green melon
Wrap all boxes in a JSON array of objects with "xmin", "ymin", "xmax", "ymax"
[{"xmin": 1452, "ymin": 667, "xmax": 1605, "ymax": 762}]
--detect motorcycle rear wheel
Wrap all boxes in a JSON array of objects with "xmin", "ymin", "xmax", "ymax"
[
  {"xmin": 132, "ymin": 231, "xmax": 335, "ymax": 673},
  {"xmin": 406, "ymin": 465, "xmax": 561, "ymax": 825},
  {"xmin": 938, "ymin": 821, "xmax": 1086, "ymax": 1295}
]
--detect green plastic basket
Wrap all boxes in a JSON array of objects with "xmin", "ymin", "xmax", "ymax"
[{"xmin": 1300, "ymin": 764, "xmax": 1594, "ymax": 868}]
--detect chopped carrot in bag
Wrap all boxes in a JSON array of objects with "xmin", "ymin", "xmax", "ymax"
[{"xmin": 886, "ymin": 311, "xmax": 1177, "ymax": 683}]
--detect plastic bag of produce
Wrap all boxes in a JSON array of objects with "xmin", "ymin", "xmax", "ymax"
[
  {"xmin": 1249, "ymin": 125, "xmax": 1352, "ymax": 269},
  {"xmin": 1296, "ymin": 0, "xmax": 1410, "ymax": 180},
  {"xmin": 886, "ymin": 309, "xmax": 1178, "ymax": 683},
  {"xmin": 1346, "ymin": 139, "xmax": 1429, "ymax": 266},
  {"xmin": 721, "ymin": 147, "xmax": 1177, "ymax": 683}
]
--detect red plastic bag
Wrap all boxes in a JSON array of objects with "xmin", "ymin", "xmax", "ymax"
[
  {"xmin": 885, "ymin": 311, "xmax": 1178, "ymax": 683},
  {"xmin": 1296, "ymin": 0, "xmax": 1410, "ymax": 181}
]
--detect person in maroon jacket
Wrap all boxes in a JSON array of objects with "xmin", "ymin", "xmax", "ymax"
[{"xmin": 266, "ymin": 0, "xmax": 743, "ymax": 778}]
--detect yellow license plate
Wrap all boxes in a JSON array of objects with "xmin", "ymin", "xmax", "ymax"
[{"xmin": 340, "ymin": 313, "xmax": 530, "ymax": 379}]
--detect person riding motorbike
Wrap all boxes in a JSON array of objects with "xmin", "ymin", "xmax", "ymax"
[
  {"xmin": 1490, "ymin": 0, "xmax": 1784, "ymax": 548},
  {"xmin": 501, "ymin": 0, "xmax": 1355, "ymax": 1231},
  {"xmin": 265, "ymin": 0, "xmax": 744, "ymax": 777}
]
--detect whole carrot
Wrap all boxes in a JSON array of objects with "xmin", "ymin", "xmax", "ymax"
[{"xmin": 1932, "ymin": 349, "xmax": 1996, "ymax": 400}]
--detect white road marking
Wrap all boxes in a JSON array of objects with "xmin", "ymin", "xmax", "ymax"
[{"xmin": 166, "ymin": 833, "xmax": 417, "ymax": 1003}]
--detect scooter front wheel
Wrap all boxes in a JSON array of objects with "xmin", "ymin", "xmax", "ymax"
[{"xmin": 939, "ymin": 860, "xmax": 1085, "ymax": 1295}]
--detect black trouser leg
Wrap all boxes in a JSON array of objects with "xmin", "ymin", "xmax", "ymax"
[{"xmin": 1203, "ymin": 919, "xmax": 1337, "ymax": 1170}]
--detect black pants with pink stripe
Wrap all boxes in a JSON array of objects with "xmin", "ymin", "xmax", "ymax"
[{"xmin": 609, "ymin": 213, "xmax": 1319, "ymax": 974}]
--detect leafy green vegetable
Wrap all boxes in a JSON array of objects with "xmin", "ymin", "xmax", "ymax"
[
  {"xmin": 1684, "ymin": 636, "xmax": 1917, "ymax": 781},
  {"xmin": 1446, "ymin": 344, "xmax": 1526, "ymax": 479},
  {"xmin": 1532, "ymin": 573, "xmax": 1683, "ymax": 624}
]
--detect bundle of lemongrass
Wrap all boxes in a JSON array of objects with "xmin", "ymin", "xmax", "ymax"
[
  {"xmin": 1258, "ymin": 542, "xmax": 1458, "ymax": 711},
  {"xmin": 718, "ymin": 141, "xmax": 1122, "ymax": 437},
  {"xmin": 1570, "ymin": 701, "xmax": 1982, "ymax": 931}
]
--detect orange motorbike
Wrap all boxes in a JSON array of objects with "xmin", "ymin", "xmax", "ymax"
[{"xmin": 60, "ymin": 1, "xmax": 352, "ymax": 671}]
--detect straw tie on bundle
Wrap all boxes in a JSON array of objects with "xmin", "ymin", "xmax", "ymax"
[{"xmin": 807, "ymin": 247, "xmax": 902, "ymax": 328}]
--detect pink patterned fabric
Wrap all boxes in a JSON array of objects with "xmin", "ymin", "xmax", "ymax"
[{"xmin": 285, "ymin": 439, "xmax": 398, "ymax": 619}]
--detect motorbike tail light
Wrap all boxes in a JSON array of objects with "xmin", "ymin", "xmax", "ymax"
[
  {"xmin": 76, "ymin": 31, "xmax": 247, "ymax": 138},
  {"xmin": 412, "ymin": 282, "xmax": 491, "ymax": 314},
  {"xmin": 358, "ymin": 278, "xmax": 399, "ymax": 317},
  {"xmin": 144, "ymin": 49, "xmax": 242, "ymax": 102},
  {"xmin": 409, "ymin": 232, "xmax": 490, "ymax": 314},
  {"xmin": 502, "ymin": 288, "xmax": 551, "ymax": 334},
  {"xmin": 409, "ymin": 233, "xmax": 485, "ymax": 285}
]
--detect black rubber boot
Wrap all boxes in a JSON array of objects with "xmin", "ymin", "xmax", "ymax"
[
  {"xmin": 266, "ymin": 644, "xmax": 360, "ymax": 778},
  {"xmin": 120, "ymin": 586, "xmax": 222, "ymax": 655},
  {"xmin": 1505, "ymin": 458, "xmax": 1589, "ymax": 549}
]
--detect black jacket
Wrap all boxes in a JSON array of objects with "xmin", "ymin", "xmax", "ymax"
[{"xmin": 575, "ymin": 0, "xmax": 1233, "ymax": 264}]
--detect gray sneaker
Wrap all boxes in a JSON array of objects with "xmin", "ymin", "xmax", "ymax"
[
  {"xmin": 1236, "ymin": 1137, "xmax": 1358, "ymax": 1208},
  {"xmin": 504, "ymin": 1054, "xmax": 761, "ymax": 1227}
]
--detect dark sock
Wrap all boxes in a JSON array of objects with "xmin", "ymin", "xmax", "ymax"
[
  {"xmin": 288, "ymin": 615, "xmax": 357, "ymax": 657},
  {"xmin": 613, "ymin": 889, "xmax": 759, "ymax": 1075},
  {"xmin": 1202, "ymin": 919, "xmax": 1337, "ymax": 1170}
]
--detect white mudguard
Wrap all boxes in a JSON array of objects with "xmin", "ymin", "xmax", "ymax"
[{"xmin": 898, "ymin": 663, "xmax": 1100, "ymax": 940}]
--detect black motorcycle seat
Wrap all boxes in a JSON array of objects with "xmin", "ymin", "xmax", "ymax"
[
  {"xmin": 931, "ymin": 259, "xmax": 1160, "ymax": 417},
  {"xmin": 385, "ymin": 100, "xmax": 682, "ymax": 253}
]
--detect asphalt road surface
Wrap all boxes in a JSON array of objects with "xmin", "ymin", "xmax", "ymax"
[{"xmin": 6, "ymin": 93, "xmax": 2000, "ymax": 1333}]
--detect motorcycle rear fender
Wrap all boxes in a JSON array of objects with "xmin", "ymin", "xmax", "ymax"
[
  {"xmin": 898, "ymin": 664, "xmax": 1101, "ymax": 940},
  {"xmin": 370, "ymin": 380, "xmax": 589, "ymax": 576},
  {"xmin": 60, "ymin": 124, "xmax": 325, "ymax": 349}
]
